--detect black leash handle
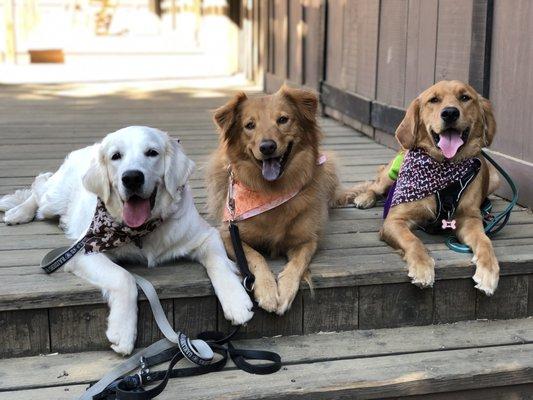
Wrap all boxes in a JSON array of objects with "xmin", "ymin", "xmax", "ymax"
[{"xmin": 107, "ymin": 328, "xmax": 281, "ymax": 400}]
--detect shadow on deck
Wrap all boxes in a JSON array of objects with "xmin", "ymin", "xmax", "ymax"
[{"xmin": 1, "ymin": 77, "xmax": 533, "ymax": 358}]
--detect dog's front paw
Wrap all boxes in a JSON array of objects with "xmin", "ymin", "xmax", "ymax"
[
  {"xmin": 253, "ymin": 271, "xmax": 278, "ymax": 313},
  {"xmin": 276, "ymin": 270, "xmax": 301, "ymax": 315},
  {"xmin": 472, "ymin": 254, "xmax": 499, "ymax": 296},
  {"xmin": 4, "ymin": 205, "xmax": 34, "ymax": 225},
  {"xmin": 353, "ymin": 192, "xmax": 376, "ymax": 209},
  {"xmin": 107, "ymin": 320, "xmax": 136, "ymax": 356},
  {"xmin": 407, "ymin": 257, "xmax": 435, "ymax": 288},
  {"xmin": 217, "ymin": 278, "xmax": 254, "ymax": 325}
]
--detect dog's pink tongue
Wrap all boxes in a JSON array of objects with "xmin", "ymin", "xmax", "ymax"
[
  {"xmin": 262, "ymin": 158, "xmax": 281, "ymax": 181},
  {"xmin": 438, "ymin": 130, "xmax": 464, "ymax": 159},
  {"xmin": 123, "ymin": 197, "xmax": 150, "ymax": 228}
]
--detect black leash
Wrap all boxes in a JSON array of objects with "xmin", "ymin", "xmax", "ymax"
[{"xmin": 94, "ymin": 328, "xmax": 281, "ymax": 400}]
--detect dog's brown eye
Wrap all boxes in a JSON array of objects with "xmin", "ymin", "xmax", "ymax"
[
  {"xmin": 111, "ymin": 152, "xmax": 122, "ymax": 161},
  {"xmin": 145, "ymin": 149, "xmax": 159, "ymax": 157},
  {"xmin": 277, "ymin": 115, "xmax": 289, "ymax": 124},
  {"xmin": 244, "ymin": 121, "xmax": 255, "ymax": 130},
  {"xmin": 459, "ymin": 94, "xmax": 471, "ymax": 102},
  {"xmin": 429, "ymin": 96, "xmax": 440, "ymax": 104}
]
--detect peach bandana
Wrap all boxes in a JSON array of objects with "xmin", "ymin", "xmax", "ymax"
[{"xmin": 224, "ymin": 154, "xmax": 327, "ymax": 222}]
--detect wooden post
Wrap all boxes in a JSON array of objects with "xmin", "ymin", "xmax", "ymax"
[{"xmin": 3, "ymin": 0, "xmax": 17, "ymax": 63}]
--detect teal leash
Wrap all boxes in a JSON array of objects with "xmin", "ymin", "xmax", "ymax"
[{"xmin": 446, "ymin": 150, "xmax": 519, "ymax": 253}]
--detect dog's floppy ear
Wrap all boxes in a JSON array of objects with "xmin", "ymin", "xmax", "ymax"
[
  {"xmin": 164, "ymin": 139, "xmax": 195, "ymax": 199},
  {"xmin": 279, "ymin": 84, "xmax": 318, "ymax": 123},
  {"xmin": 395, "ymin": 98, "xmax": 420, "ymax": 149},
  {"xmin": 83, "ymin": 147, "xmax": 111, "ymax": 203},
  {"xmin": 213, "ymin": 92, "xmax": 247, "ymax": 140},
  {"xmin": 479, "ymin": 96, "xmax": 496, "ymax": 147}
]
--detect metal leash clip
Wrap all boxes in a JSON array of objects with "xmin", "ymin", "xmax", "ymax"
[{"xmin": 137, "ymin": 356, "xmax": 151, "ymax": 384}]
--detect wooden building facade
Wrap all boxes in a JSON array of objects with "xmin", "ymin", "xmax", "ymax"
[{"xmin": 242, "ymin": 0, "xmax": 533, "ymax": 208}]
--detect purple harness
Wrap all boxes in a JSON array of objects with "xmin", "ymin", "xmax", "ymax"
[{"xmin": 383, "ymin": 148, "xmax": 481, "ymax": 229}]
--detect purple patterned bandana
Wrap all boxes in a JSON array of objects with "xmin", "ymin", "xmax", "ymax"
[
  {"xmin": 82, "ymin": 198, "xmax": 162, "ymax": 253},
  {"xmin": 390, "ymin": 148, "xmax": 479, "ymax": 209}
]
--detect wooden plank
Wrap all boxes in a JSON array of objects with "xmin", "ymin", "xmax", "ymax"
[
  {"xmin": 396, "ymin": 384, "xmax": 533, "ymax": 400},
  {"xmin": 302, "ymin": 0, "xmax": 325, "ymax": 89},
  {"xmin": 287, "ymin": 0, "xmax": 303, "ymax": 84},
  {"xmin": 376, "ymin": 0, "xmax": 409, "ymax": 107},
  {"xmin": 358, "ymin": 282, "xmax": 434, "ymax": 329},
  {"xmin": 174, "ymin": 296, "xmax": 217, "ymax": 337},
  {"xmin": 0, "ymin": 309, "xmax": 49, "ymax": 358},
  {"xmin": 489, "ymin": 0, "xmax": 533, "ymax": 207},
  {"xmin": 468, "ymin": 0, "xmax": 493, "ymax": 97},
  {"xmin": 302, "ymin": 286, "xmax": 358, "ymax": 333},
  {"xmin": 1, "ymin": 240, "xmax": 533, "ymax": 313},
  {"xmin": 325, "ymin": 0, "xmax": 344, "ymax": 87},
  {"xmin": 3, "ymin": 318, "xmax": 533, "ymax": 392},
  {"xmin": 352, "ymin": 0, "xmax": 380, "ymax": 99},
  {"xmin": 434, "ymin": 0, "xmax": 473, "ymax": 82},
  {"xmin": 273, "ymin": 0, "xmax": 288, "ymax": 79},
  {"xmin": 433, "ymin": 279, "xmax": 476, "ymax": 324},
  {"xmin": 404, "ymin": 0, "xmax": 438, "ymax": 107},
  {"xmin": 476, "ymin": 275, "xmax": 529, "ymax": 320},
  {"xmin": 529, "ymin": 274, "xmax": 533, "ymax": 317},
  {"xmin": 49, "ymin": 304, "xmax": 109, "ymax": 353},
  {"xmin": 6, "ymin": 343, "xmax": 533, "ymax": 399}
]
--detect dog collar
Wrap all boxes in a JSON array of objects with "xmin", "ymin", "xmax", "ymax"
[{"xmin": 224, "ymin": 154, "xmax": 327, "ymax": 222}]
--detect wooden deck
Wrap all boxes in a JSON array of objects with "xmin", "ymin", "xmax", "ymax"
[{"xmin": 1, "ymin": 78, "xmax": 533, "ymax": 359}]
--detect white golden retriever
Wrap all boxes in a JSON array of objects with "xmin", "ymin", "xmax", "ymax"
[{"xmin": 0, "ymin": 126, "xmax": 253, "ymax": 355}]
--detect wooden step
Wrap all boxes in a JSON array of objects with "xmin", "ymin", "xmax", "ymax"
[
  {"xmin": 2, "ymin": 319, "xmax": 533, "ymax": 399},
  {"xmin": 2, "ymin": 81, "xmax": 533, "ymax": 359}
]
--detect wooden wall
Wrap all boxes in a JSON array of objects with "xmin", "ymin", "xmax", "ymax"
[
  {"xmin": 260, "ymin": 0, "xmax": 326, "ymax": 92},
  {"xmin": 249, "ymin": 0, "xmax": 533, "ymax": 208}
]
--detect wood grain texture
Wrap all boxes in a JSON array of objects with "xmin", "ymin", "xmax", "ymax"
[
  {"xmin": 434, "ymin": 0, "xmax": 473, "ymax": 82},
  {"xmin": 359, "ymin": 283, "xmax": 434, "ymax": 329},
  {"xmin": 6, "ymin": 343, "xmax": 533, "ymax": 399},
  {"xmin": 49, "ymin": 304, "xmax": 109, "ymax": 353},
  {"xmin": 0, "ymin": 309, "xmax": 50, "ymax": 358},
  {"xmin": 376, "ymin": 0, "xmax": 409, "ymax": 107},
  {"xmin": 3, "ymin": 318, "xmax": 533, "ymax": 395},
  {"xmin": 302, "ymin": 286, "xmax": 358, "ymax": 333},
  {"xmin": 174, "ymin": 296, "xmax": 217, "ymax": 337},
  {"xmin": 476, "ymin": 275, "xmax": 529, "ymax": 320},
  {"xmin": 488, "ymin": 1, "xmax": 533, "ymax": 207},
  {"xmin": 404, "ymin": 0, "xmax": 438, "ymax": 107},
  {"xmin": 433, "ymin": 279, "xmax": 476, "ymax": 324}
]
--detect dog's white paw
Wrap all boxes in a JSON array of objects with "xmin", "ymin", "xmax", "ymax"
[
  {"xmin": 107, "ymin": 322, "xmax": 136, "ymax": 356},
  {"xmin": 217, "ymin": 278, "xmax": 254, "ymax": 325},
  {"xmin": 407, "ymin": 257, "xmax": 435, "ymax": 288},
  {"xmin": 353, "ymin": 192, "xmax": 376, "ymax": 209},
  {"xmin": 472, "ymin": 257, "xmax": 499, "ymax": 296},
  {"xmin": 3, "ymin": 205, "xmax": 34, "ymax": 225}
]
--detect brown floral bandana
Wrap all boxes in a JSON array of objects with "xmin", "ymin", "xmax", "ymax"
[
  {"xmin": 41, "ymin": 198, "xmax": 162, "ymax": 273},
  {"xmin": 83, "ymin": 198, "xmax": 162, "ymax": 253}
]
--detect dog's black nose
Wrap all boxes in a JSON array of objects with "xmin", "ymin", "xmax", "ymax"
[
  {"xmin": 259, "ymin": 140, "xmax": 277, "ymax": 156},
  {"xmin": 122, "ymin": 170, "xmax": 144, "ymax": 191},
  {"xmin": 441, "ymin": 107, "xmax": 460, "ymax": 123}
]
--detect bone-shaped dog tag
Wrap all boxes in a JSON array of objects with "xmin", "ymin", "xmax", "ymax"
[{"xmin": 442, "ymin": 219, "xmax": 456, "ymax": 230}]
